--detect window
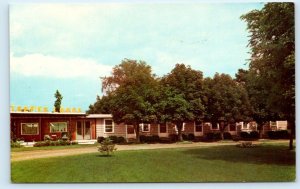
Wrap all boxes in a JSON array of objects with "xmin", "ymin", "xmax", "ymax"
[
  {"xmin": 127, "ymin": 125, "xmax": 135, "ymax": 134},
  {"xmin": 211, "ymin": 123, "xmax": 219, "ymax": 130},
  {"xmin": 242, "ymin": 122, "xmax": 248, "ymax": 129},
  {"xmin": 229, "ymin": 123, "xmax": 236, "ymax": 131},
  {"xmin": 140, "ymin": 123, "xmax": 150, "ymax": 132},
  {"xmin": 195, "ymin": 121, "xmax": 203, "ymax": 132},
  {"xmin": 21, "ymin": 123, "xmax": 39, "ymax": 135},
  {"xmin": 159, "ymin": 123, "xmax": 167, "ymax": 133},
  {"xmin": 50, "ymin": 122, "xmax": 67, "ymax": 133},
  {"xmin": 104, "ymin": 119, "xmax": 114, "ymax": 133}
]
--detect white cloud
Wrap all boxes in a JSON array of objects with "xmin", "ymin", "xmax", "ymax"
[{"xmin": 10, "ymin": 53, "xmax": 112, "ymax": 79}]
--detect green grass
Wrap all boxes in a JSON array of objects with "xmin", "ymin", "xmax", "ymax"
[{"xmin": 11, "ymin": 143, "xmax": 295, "ymax": 183}]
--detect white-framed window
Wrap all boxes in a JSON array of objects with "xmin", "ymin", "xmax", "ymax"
[
  {"xmin": 175, "ymin": 123, "xmax": 185, "ymax": 132},
  {"xmin": 195, "ymin": 121, "xmax": 203, "ymax": 132},
  {"xmin": 140, "ymin": 123, "xmax": 150, "ymax": 132},
  {"xmin": 242, "ymin": 122, "xmax": 248, "ymax": 129},
  {"xmin": 21, "ymin": 123, "xmax": 39, "ymax": 135},
  {"xmin": 159, "ymin": 123, "xmax": 167, "ymax": 133},
  {"xmin": 104, "ymin": 119, "xmax": 114, "ymax": 133},
  {"xmin": 211, "ymin": 123, "xmax": 219, "ymax": 130},
  {"xmin": 50, "ymin": 122, "xmax": 68, "ymax": 133}
]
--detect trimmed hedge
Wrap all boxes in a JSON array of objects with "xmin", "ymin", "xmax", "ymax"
[
  {"xmin": 267, "ymin": 130, "xmax": 289, "ymax": 139},
  {"xmin": 240, "ymin": 131, "xmax": 260, "ymax": 140},
  {"xmin": 98, "ymin": 136, "xmax": 126, "ymax": 144},
  {"xmin": 223, "ymin": 132, "xmax": 232, "ymax": 140},
  {"xmin": 33, "ymin": 140, "xmax": 78, "ymax": 147},
  {"xmin": 205, "ymin": 132, "xmax": 221, "ymax": 141},
  {"xmin": 140, "ymin": 135, "xmax": 160, "ymax": 143}
]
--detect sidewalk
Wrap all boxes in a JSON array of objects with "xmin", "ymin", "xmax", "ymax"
[{"xmin": 11, "ymin": 140, "xmax": 289, "ymax": 162}]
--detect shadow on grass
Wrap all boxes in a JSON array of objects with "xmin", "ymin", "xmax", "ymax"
[
  {"xmin": 95, "ymin": 154, "xmax": 115, "ymax": 158},
  {"xmin": 183, "ymin": 144, "xmax": 295, "ymax": 166}
]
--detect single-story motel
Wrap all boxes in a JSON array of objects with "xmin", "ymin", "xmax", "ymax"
[{"xmin": 10, "ymin": 106, "xmax": 288, "ymax": 142}]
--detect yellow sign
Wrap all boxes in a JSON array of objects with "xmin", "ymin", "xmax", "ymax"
[{"xmin": 11, "ymin": 105, "xmax": 82, "ymax": 113}]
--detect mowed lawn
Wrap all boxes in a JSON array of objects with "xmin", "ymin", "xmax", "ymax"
[{"xmin": 11, "ymin": 142, "xmax": 295, "ymax": 183}]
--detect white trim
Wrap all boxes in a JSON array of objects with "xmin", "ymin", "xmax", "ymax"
[
  {"xmin": 174, "ymin": 123, "xmax": 185, "ymax": 132},
  {"xmin": 211, "ymin": 123, "xmax": 219, "ymax": 130},
  {"xmin": 104, "ymin": 119, "xmax": 114, "ymax": 133},
  {"xmin": 21, "ymin": 122, "xmax": 39, "ymax": 135},
  {"xmin": 158, "ymin": 123, "xmax": 168, "ymax": 137},
  {"xmin": 140, "ymin": 123, "xmax": 150, "ymax": 132},
  {"xmin": 49, "ymin": 122, "xmax": 68, "ymax": 133}
]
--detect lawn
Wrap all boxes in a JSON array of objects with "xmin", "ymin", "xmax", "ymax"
[{"xmin": 11, "ymin": 142, "xmax": 295, "ymax": 183}]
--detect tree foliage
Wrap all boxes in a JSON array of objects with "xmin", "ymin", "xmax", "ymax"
[
  {"xmin": 157, "ymin": 64, "xmax": 205, "ymax": 141},
  {"xmin": 100, "ymin": 59, "xmax": 159, "ymax": 142},
  {"xmin": 54, "ymin": 90, "xmax": 63, "ymax": 112},
  {"xmin": 241, "ymin": 2, "xmax": 295, "ymax": 149},
  {"xmin": 203, "ymin": 73, "xmax": 252, "ymax": 139}
]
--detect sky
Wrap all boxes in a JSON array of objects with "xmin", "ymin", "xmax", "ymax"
[{"xmin": 10, "ymin": 3, "xmax": 264, "ymax": 111}]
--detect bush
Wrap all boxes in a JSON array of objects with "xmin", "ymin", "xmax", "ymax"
[
  {"xmin": 187, "ymin": 133, "xmax": 195, "ymax": 141},
  {"xmin": 108, "ymin": 136, "xmax": 119, "ymax": 143},
  {"xmin": 139, "ymin": 135, "xmax": 147, "ymax": 143},
  {"xmin": 205, "ymin": 133, "xmax": 221, "ymax": 141},
  {"xmin": 152, "ymin": 135, "xmax": 160, "ymax": 143},
  {"xmin": 11, "ymin": 141, "xmax": 21, "ymax": 148},
  {"xmin": 97, "ymin": 138, "xmax": 117, "ymax": 156},
  {"xmin": 268, "ymin": 130, "xmax": 289, "ymax": 139},
  {"xmin": 240, "ymin": 132, "xmax": 250, "ymax": 139},
  {"xmin": 223, "ymin": 132, "xmax": 232, "ymax": 140},
  {"xmin": 44, "ymin": 135, "xmax": 52, "ymax": 141},
  {"xmin": 236, "ymin": 141, "xmax": 256, "ymax": 148},
  {"xmin": 117, "ymin": 136, "xmax": 126, "ymax": 144},
  {"xmin": 250, "ymin": 131, "xmax": 260, "ymax": 139},
  {"xmin": 97, "ymin": 136, "xmax": 105, "ymax": 143},
  {"xmin": 33, "ymin": 140, "xmax": 76, "ymax": 147},
  {"xmin": 169, "ymin": 134, "xmax": 178, "ymax": 142},
  {"xmin": 182, "ymin": 134, "xmax": 188, "ymax": 140}
]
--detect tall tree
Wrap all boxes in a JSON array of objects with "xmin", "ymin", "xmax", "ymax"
[
  {"xmin": 241, "ymin": 3, "xmax": 295, "ymax": 149},
  {"xmin": 158, "ymin": 64, "xmax": 205, "ymax": 141},
  {"xmin": 54, "ymin": 90, "xmax": 63, "ymax": 112},
  {"xmin": 87, "ymin": 95, "xmax": 111, "ymax": 114},
  {"xmin": 101, "ymin": 59, "xmax": 159, "ymax": 143},
  {"xmin": 203, "ymin": 73, "xmax": 252, "ymax": 140}
]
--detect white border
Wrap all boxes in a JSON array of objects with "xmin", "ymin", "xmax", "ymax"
[
  {"xmin": 104, "ymin": 119, "xmax": 114, "ymax": 133},
  {"xmin": 1, "ymin": 1, "xmax": 299, "ymax": 189}
]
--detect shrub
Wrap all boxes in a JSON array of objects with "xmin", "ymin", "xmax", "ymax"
[
  {"xmin": 250, "ymin": 131, "xmax": 260, "ymax": 139},
  {"xmin": 97, "ymin": 136, "xmax": 105, "ymax": 143},
  {"xmin": 169, "ymin": 134, "xmax": 178, "ymax": 142},
  {"xmin": 11, "ymin": 141, "xmax": 21, "ymax": 148},
  {"xmin": 187, "ymin": 133, "xmax": 195, "ymax": 141},
  {"xmin": 240, "ymin": 132, "xmax": 250, "ymax": 139},
  {"xmin": 268, "ymin": 130, "xmax": 289, "ymax": 139},
  {"xmin": 44, "ymin": 135, "xmax": 52, "ymax": 141},
  {"xmin": 117, "ymin": 136, "xmax": 126, "ymax": 144},
  {"xmin": 139, "ymin": 135, "xmax": 147, "ymax": 143},
  {"xmin": 205, "ymin": 133, "xmax": 221, "ymax": 141},
  {"xmin": 108, "ymin": 136, "xmax": 119, "ymax": 143},
  {"xmin": 182, "ymin": 134, "xmax": 188, "ymax": 140},
  {"xmin": 152, "ymin": 135, "xmax": 160, "ymax": 143},
  {"xmin": 236, "ymin": 141, "xmax": 255, "ymax": 148},
  {"xmin": 223, "ymin": 132, "xmax": 232, "ymax": 140},
  {"xmin": 97, "ymin": 138, "xmax": 117, "ymax": 156}
]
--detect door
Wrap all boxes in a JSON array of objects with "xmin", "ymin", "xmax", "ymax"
[
  {"xmin": 76, "ymin": 121, "xmax": 91, "ymax": 140},
  {"xmin": 76, "ymin": 121, "xmax": 83, "ymax": 140},
  {"xmin": 84, "ymin": 121, "xmax": 91, "ymax": 140}
]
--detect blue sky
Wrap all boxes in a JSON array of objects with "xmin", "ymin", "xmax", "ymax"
[{"xmin": 10, "ymin": 3, "xmax": 264, "ymax": 111}]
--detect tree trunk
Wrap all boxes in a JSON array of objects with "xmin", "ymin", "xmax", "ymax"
[
  {"xmin": 288, "ymin": 119, "xmax": 295, "ymax": 150},
  {"xmin": 134, "ymin": 123, "xmax": 140, "ymax": 143},
  {"xmin": 177, "ymin": 123, "xmax": 183, "ymax": 142},
  {"xmin": 220, "ymin": 131, "xmax": 224, "ymax": 140}
]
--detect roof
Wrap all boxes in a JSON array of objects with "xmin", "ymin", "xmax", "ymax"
[{"xmin": 86, "ymin": 114, "xmax": 112, "ymax": 118}]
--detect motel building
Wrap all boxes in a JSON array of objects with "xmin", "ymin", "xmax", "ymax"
[{"xmin": 10, "ymin": 105, "xmax": 288, "ymax": 143}]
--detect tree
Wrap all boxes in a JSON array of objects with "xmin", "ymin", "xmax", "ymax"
[
  {"xmin": 54, "ymin": 90, "xmax": 63, "ymax": 112},
  {"xmin": 87, "ymin": 95, "xmax": 111, "ymax": 114},
  {"xmin": 101, "ymin": 59, "xmax": 159, "ymax": 143},
  {"xmin": 158, "ymin": 64, "xmax": 205, "ymax": 141},
  {"xmin": 241, "ymin": 3, "xmax": 295, "ymax": 149},
  {"xmin": 203, "ymin": 73, "xmax": 252, "ymax": 140}
]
